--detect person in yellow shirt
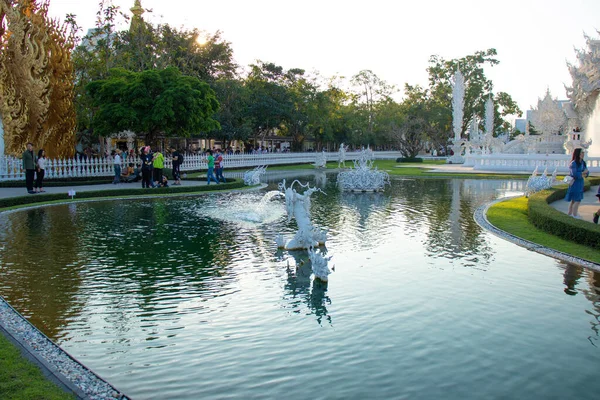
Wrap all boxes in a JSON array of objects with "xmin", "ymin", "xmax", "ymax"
[{"xmin": 152, "ymin": 150, "xmax": 164, "ymax": 186}]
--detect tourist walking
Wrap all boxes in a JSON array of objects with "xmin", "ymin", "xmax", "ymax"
[
  {"xmin": 153, "ymin": 149, "xmax": 164, "ymax": 186},
  {"xmin": 113, "ymin": 149, "xmax": 122, "ymax": 184},
  {"xmin": 593, "ymin": 185, "xmax": 600, "ymax": 224},
  {"xmin": 140, "ymin": 146, "xmax": 153, "ymax": 189},
  {"xmin": 215, "ymin": 148, "xmax": 225, "ymax": 183},
  {"xmin": 205, "ymin": 150, "xmax": 219, "ymax": 185},
  {"xmin": 34, "ymin": 149, "xmax": 46, "ymax": 193},
  {"xmin": 22, "ymin": 142, "xmax": 36, "ymax": 194},
  {"xmin": 565, "ymin": 148, "xmax": 589, "ymax": 218}
]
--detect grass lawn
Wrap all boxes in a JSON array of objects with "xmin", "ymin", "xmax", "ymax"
[
  {"xmin": 0, "ymin": 333, "xmax": 74, "ymax": 400},
  {"xmin": 186, "ymin": 159, "xmax": 531, "ymax": 180},
  {"xmin": 487, "ymin": 196, "xmax": 600, "ymax": 264}
]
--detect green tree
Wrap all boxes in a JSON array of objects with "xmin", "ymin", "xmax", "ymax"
[
  {"xmin": 87, "ymin": 67, "xmax": 220, "ymax": 145},
  {"xmin": 426, "ymin": 49, "xmax": 522, "ymax": 136},
  {"xmin": 209, "ymin": 78, "xmax": 252, "ymax": 147}
]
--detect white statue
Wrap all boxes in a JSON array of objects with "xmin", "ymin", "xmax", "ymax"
[
  {"xmin": 525, "ymin": 166, "xmax": 557, "ymax": 197},
  {"xmin": 337, "ymin": 147, "xmax": 390, "ymax": 192},
  {"xmin": 243, "ymin": 166, "xmax": 267, "ymax": 186},
  {"xmin": 308, "ymin": 247, "xmax": 332, "ymax": 282},
  {"xmin": 338, "ymin": 143, "xmax": 347, "ymax": 168},
  {"xmin": 314, "ymin": 149, "xmax": 327, "ymax": 168},
  {"xmin": 277, "ymin": 179, "xmax": 326, "ymax": 250},
  {"xmin": 448, "ymin": 68, "xmax": 466, "ymax": 164},
  {"xmin": 530, "ymin": 90, "xmax": 567, "ymax": 136}
]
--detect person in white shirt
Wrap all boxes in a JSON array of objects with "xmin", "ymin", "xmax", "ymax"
[
  {"xmin": 34, "ymin": 149, "xmax": 46, "ymax": 193},
  {"xmin": 113, "ymin": 149, "xmax": 122, "ymax": 184}
]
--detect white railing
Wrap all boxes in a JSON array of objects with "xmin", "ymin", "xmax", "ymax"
[
  {"xmin": 0, "ymin": 151, "xmax": 409, "ymax": 182},
  {"xmin": 466, "ymin": 154, "xmax": 600, "ymax": 173}
]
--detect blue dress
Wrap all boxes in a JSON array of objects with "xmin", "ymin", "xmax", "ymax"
[{"xmin": 565, "ymin": 160, "xmax": 587, "ymax": 202}]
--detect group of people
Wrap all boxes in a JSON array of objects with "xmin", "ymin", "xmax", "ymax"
[
  {"xmin": 21, "ymin": 142, "xmax": 47, "ymax": 194},
  {"xmin": 205, "ymin": 148, "xmax": 226, "ymax": 185},
  {"xmin": 564, "ymin": 147, "xmax": 600, "ymax": 224}
]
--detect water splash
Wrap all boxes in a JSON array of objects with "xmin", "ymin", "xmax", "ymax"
[{"xmin": 197, "ymin": 191, "xmax": 286, "ymax": 227}]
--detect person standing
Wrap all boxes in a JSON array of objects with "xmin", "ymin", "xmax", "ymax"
[
  {"xmin": 205, "ymin": 150, "xmax": 219, "ymax": 185},
  {"xmin": 140, "ymin": 146, "xmax": 153, "ymax": 189},
  {"xmin": 22, "ymin": 142, "xmax": 36, "ymax": 194},
  {"xmin": 214, "ymin": 148, "xmax": 225, "ymax": 183},
  {"xmin": 565, "ymin": 147, "xmax": 589, "ymax": 218},
  {"xmin": 113, "ymin": 149, "xmax": 122, "ymax": 184},
  {"xmin": 152, "ymin": 149, "xmax": 164, "ymax": 186},
  {"xmin": 34, "ymin": 149, "xmax": 46, "ymax": 193},
  {"xmin": 171, "ymin": 148, "xmax": 182, "ymax": 185}
]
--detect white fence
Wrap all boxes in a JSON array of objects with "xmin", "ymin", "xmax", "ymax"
[
  {"xmin": 466, "ymin": 154, "xmax": 600, "ymax": 173},
  {"xmin": 0, "ymin": 151, "xmax": 407, "ymax": 182}
]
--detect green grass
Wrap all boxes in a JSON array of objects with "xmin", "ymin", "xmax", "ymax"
[
  {"xmin": 487, "ymin": 196, "xmax": 600, "ymax": 264},
  {"xmin": 0, "ymin": 333, "xmax": 74, "ymax": 400}
]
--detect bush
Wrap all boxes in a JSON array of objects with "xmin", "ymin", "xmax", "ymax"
[
  {"xmin": 0, "ymin": 179, "xmax": 245, "ymax": 210},
  {"xmin": 396, "ymin": 157, "xmax": 423, "ymax": 163},
  {"xmin": 527, "ymin": 177, "xmax": 600, "ymax": 249}
]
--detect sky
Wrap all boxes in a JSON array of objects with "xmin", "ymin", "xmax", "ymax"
[{"xmin": 46, "ymin": 0, "xmax": 600, "ymax": 117}]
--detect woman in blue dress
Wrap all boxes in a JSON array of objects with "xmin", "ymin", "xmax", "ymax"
[{"xmin": 565, "ymin": 148, "xmax": 589, "ymax": 218}]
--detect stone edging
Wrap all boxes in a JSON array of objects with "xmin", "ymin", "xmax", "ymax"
[
  {"xmin": 474, "ymin": 196, "xmax": 600, "ymax": 271},
  {"xmin": 0, "ymin": 296, "xmax": 129, "ymax": 399}
]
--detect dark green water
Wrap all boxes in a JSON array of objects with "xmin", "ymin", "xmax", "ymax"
[{"xmin": 0, "ymin": 174, "xmax": 599, "ymax": 399}]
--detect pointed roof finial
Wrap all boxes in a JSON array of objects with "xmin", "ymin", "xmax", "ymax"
[{"xmin": 131, "ymin": 0, "xmax": 144, "ymax": 19}]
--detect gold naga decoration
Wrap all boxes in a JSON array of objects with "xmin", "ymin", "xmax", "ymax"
[{"xmin": 0, "ymin": 0, "xmax": 76, "ymax": 158}]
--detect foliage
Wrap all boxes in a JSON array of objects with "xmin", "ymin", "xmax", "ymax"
[
  {"xmin": 87, "ymin": 67, "xmax": 220, "ymax": 145},
  {"xmin": 527, "ymin": 181, "xmax": 600, "ymax": 249},
  {"xmin": 487, "ymin": 193, "xmax": 600, "ymax": 264},
  {"xmin": 425, "ymin": 49, "xmax": 522, "ymax": 137}
]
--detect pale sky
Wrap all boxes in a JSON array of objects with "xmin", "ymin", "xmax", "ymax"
[{"xmin": 47, "ymin": 0, "xmax": 600, "ymax": 117}]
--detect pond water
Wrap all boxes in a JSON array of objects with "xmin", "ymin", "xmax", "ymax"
[{"xmin": 1, "ymin": 173, "xmax": 599, "ymax": 399}]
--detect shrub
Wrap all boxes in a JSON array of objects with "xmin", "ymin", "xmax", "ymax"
[
  {"xmin": 527, "ymin": 178, "xmax": 600, "ymax": 249},
  {"xmin": 0, "ymin": 179, "xmax": 245, "ymax": 210},
  {"xmin": 396, "ymin": 157, "xmax": 423, "ymax": 163}
]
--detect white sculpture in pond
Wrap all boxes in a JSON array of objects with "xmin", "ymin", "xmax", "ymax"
[
  {"xmin": 277, "ymin": 179, "xmax": 327, "ymax": 250},
  {"xmin": 338, "ymin": 143, "xmax": 347, "ymax": 168},
  {"xmin": 525, "ymin": 166, "xmax": 558, "ymax": 197},
  {"xmin": 314, "ymin": 150, "xmax": 327, "ymax": 168},
  {"xmin": 243, "ymin": 166, "xmax": 267, "ymax": 185},
  {"xmin": 337, "ymin": 147, "xmax": 390, "ymax": 192},
  {"xmin": 308, "ymin": 247, "xmax": 332, "ymax": 282}
]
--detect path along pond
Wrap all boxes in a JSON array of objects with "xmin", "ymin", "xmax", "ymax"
[{"xmin": 1, "ymin": 172, "xmax": 599, "ymax": 399}]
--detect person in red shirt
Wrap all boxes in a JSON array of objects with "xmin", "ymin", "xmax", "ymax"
[{"xmin": 214, "ymin": 148, "xmax": 225, "ymax": 183}]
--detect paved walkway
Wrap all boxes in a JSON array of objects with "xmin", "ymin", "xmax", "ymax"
[{"xmin": 549, "ymin": 185, "xmax": 599, "ymax": 223}]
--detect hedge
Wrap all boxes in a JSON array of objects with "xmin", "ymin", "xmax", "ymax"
[
  {"xmin": 396, "ymin": 157, "xmax": 423, "ymax": 163},
  {"xmin": 527, "ymin": 177, "xmax": 600, "ymax": 249},
  {"xmin": 0, "ymin": 179, "xmax": 245, "ymax": 210}
]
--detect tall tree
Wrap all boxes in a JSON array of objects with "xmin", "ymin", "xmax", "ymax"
[
  {"xmin": 87, "ymin": 67, "xmax": 220, "ymax": 145},
  {"xmin": 426, "ymin": 49, "xmax": 522, "ymax": 136}
]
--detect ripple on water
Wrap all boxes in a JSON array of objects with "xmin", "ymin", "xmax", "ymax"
[{"xmin": 0, "ymin": 178, "xmax": 599, "ymax": 399}]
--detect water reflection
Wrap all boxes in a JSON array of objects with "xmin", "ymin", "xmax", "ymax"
[{"xmin": 280, "ymin": 250, "xmax": 332, "ymax": 325}]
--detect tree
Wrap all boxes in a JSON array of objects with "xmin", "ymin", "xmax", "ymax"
[
  {"xmin": 393, "ymin": 115, "xmax": 429, "ymax": 158},
  {"xmin": 209, "ymin": 78, "xmax": 252, "ymax": 146},
  {"xmin": 87, "ymin": 67, "xmax": 220, "ymax": 145},
  {"xmin": 426, "ymin": 49, "xmax": 522, "ymax": 136},
  {"xmin": 350, "ymin": 70, "xmax": 395, "ymax": 143}
]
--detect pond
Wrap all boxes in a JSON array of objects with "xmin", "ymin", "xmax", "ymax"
[{"xmin": 0, "ymin": 172, "xmax": 599, "ymax": 399}]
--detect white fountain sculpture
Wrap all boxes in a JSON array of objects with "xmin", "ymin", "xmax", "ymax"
[
  {"xmin": 314, "ymin": 149, "xmax": 327, "ymax": 168},
  {"xmin": 276, "ymin": 179, "xmax": 327, "ymax": 250},
  {"xmin": 243, "ymin": 166, "xmax": 267, "ymax": 186},
  {"xmin": 338, "ymin": 143, "xmax": 347, "ymax": 168},
  {"xmin": 308, "ymin": 247, "xmax": 332, "ymax": 282},
  {"xmin": 448, "ymin": 68, "xmax": 466, "ymax": 164},
  {"xmin": 525, "ymin": 166, "xmax": 558, "ymax": 197},
  {"xmin": 337, "ymin": 147, "xmax": 390, "ymax": 192}
]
